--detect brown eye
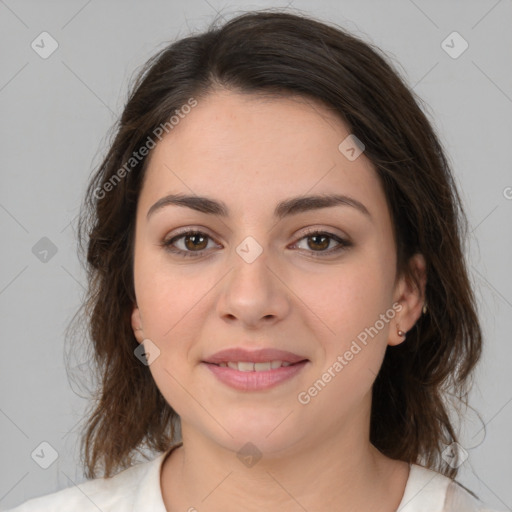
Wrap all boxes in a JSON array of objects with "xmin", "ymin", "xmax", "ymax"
[
  {"xmin": 306, "ymin": 233, "xmax": 331, "ymax": 251},
  {"xmin": 162, "ymin": 229, "xmax": 351, "ymax": 259},
  {"xmin": 182, "ymin": 232, "xmax": 209, "ymax": 251},
  {"xmin": 163, "ymin": 230, "xmax": 216, "ymax": 258},
  {"xmin": 293, "ymin": 230, "xmax": 351, "ymax": 257}
]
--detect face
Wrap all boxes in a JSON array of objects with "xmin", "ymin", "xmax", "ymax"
[{"xmin": 131, "ymin": 89, "xmax": 425, "ymax": 456}]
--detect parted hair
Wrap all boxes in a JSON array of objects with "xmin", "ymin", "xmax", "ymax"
[{"xmin": 71, "ymin": 9, "xmax": 482, "ymax": 479}]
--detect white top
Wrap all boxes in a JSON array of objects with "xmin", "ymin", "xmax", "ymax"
[{"xmin": 4, "ymin": 443, "xmax": 502, "ymax": 512}]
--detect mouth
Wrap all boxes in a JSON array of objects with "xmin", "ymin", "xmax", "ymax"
[
  {"xmin": 205, "ymin": 360, "xmax": 307, "ymax": 371},
  {"xmin": 201, "ymin": 346, "xmax": 309, "ymax": 391},
  {"xmin": 202, "ymin": 359, "xmax": 309, "ymax": 391},
  {"xmin": 203, "ymin": 346, "xmax": 308, "ymax": 365}
]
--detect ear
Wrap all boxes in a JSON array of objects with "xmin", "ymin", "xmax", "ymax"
[
  {"xmin": 131, "ymin": 305, "xmax": 145, "ymax": 344},
  {"xmin": 389, "ymin": 253, "xmax": 427, "ymax": 347}
]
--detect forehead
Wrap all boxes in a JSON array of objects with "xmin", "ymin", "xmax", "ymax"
[{"xmin": 139, "ymin": 90, "xmax": 388, "ymax": 223}]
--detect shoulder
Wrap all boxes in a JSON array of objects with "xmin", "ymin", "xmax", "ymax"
[
  {"xmin": 4, "ymin": 451, "xmax": 169, "ymax": 512},
  {"xmin": 398, "ymin": 463, "xmax": 504, "ymax": 512},
  {"xmin": 443, "ymin": 479, "xmax": 505, "ymax": 512}
]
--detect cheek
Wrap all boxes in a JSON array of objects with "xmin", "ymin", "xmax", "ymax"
[
  {"xmin": 134, "ymin": 247, "xmax": 200, "ymax": 338},
  {"xmin": 133, "ymin": 250, "xmax": 220, "ymax": 385},
  {"xmin": 305, "ymin": 260, "xmax": 393, "ymax": 341},
  {"xmin": 298, "ymin": 256, "xmax": 394, "ymax": 400},
  {"xmin": 297, "ymin": 271, "xmax": 392, "ymax": 416},
  {"xmin": 134, "ymin": 260, "xmax": 211, "ymax": 413}
]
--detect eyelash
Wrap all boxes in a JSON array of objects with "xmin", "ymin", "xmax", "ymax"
[{"xmin": 161, "ymin": 228, "xmax": 352, "ymax": 259}]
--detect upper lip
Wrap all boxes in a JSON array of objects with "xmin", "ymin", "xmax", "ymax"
[{"xmin": 203, "ymin": 347, "xmax": 308, "ymax": 364}]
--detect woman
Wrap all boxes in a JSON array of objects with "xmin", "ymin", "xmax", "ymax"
[{"xmin": 7, "ymin": 9, "xmax": 502, "ymax": 512}]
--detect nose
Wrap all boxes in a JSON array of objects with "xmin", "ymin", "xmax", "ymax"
[{"xmin": 216, "ymin": 245, "xmax": 291, "ymax": 329}]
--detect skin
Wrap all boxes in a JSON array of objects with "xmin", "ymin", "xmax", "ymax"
[{"xmin": 131, "ymin": 89, "xmax": 426, "ymax": 512}]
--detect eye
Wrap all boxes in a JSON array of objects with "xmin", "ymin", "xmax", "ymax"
[
  {"xmin": 291, "ymin": 229, "xmax": 351, "ymax": 257},
  {"xmin": 162, "ymin": 230, "xmax": 218, "ymax": 258},
  {"xmin": 161, "ymin": 228, "xmax": 351, "ymax": 259}
]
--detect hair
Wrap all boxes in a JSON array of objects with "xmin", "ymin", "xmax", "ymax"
[{"xmin": 71, "ymin": 8, "xmax": 483, "ymax": 480}]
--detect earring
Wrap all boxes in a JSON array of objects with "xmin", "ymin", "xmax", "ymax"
[
  {"xmin": 422, "ymin": 303, "xmax": 428, "ymax": 314},
  {"xmin": 397, "ymin": 326, "xmax": 406, "ymax": 338}
]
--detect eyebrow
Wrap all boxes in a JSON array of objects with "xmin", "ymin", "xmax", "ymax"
[{"xmin": 146, "ymin": 193, "xmax": 372, "ymax": 221}]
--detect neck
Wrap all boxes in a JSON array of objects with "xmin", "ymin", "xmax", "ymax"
[{"xmin": 161, "ymin": 405, "xmax": 410, "ymax": 511}]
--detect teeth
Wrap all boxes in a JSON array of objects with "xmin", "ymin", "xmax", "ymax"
[
  {"xmin": 219, "ymin": 360, "xmax": 294, "ymax": 371},
  {"xmin": 238, "ymin": 362, "xmax": 254, "ymax": 372}
]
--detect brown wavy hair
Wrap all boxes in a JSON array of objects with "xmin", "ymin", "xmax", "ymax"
[{"xmin": 69, "ymin": 8, "xmax": 483, "ymax": 480}]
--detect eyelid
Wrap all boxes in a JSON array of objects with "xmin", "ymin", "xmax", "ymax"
[
  {"xmin": 165, "ymin": 225, "xmax": 217, "ymax": 240},
  {"xmin": 297, "ymin": 225, "xmax": 350, "ymax": 241},
  {"xmin": 162, "ymin": 225, "xmax": 352, "ymax": 258},
  {"xmin": 164, "ymin": 225, "xmax": 349, "ymax": 242},
  {"xmin": 161, "ymin": 227, "xmax": 221, "ymax": 258},
  {"xmin": 290, "ymin": 227, "xmax": 351, "ymax": 256}
]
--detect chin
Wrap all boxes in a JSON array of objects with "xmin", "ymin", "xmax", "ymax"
[{"xmin": 204, "ymin": 414, "xmax": 306, "ymax": 458}]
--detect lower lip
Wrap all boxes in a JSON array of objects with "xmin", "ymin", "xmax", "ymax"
[{"xmin": 203, "ymin": 361, "xmax": 308, "ymax": 391}]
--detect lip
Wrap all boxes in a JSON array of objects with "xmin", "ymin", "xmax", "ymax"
[
  {"xmin": 203, "ymin": 347, "xmax": 307, "ymax": 365},
  {"xmin": 203, "ymin": 360, "xmax": 309, "ymax": 391},
  {"xmin": 202, "ymin": 347, "xmax": 309, "ymax": 391}
]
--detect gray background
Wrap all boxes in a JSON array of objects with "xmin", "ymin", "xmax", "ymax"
[{"xmin": 1, "ymin": 0, "xmax": 511, "ymax": 510}]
